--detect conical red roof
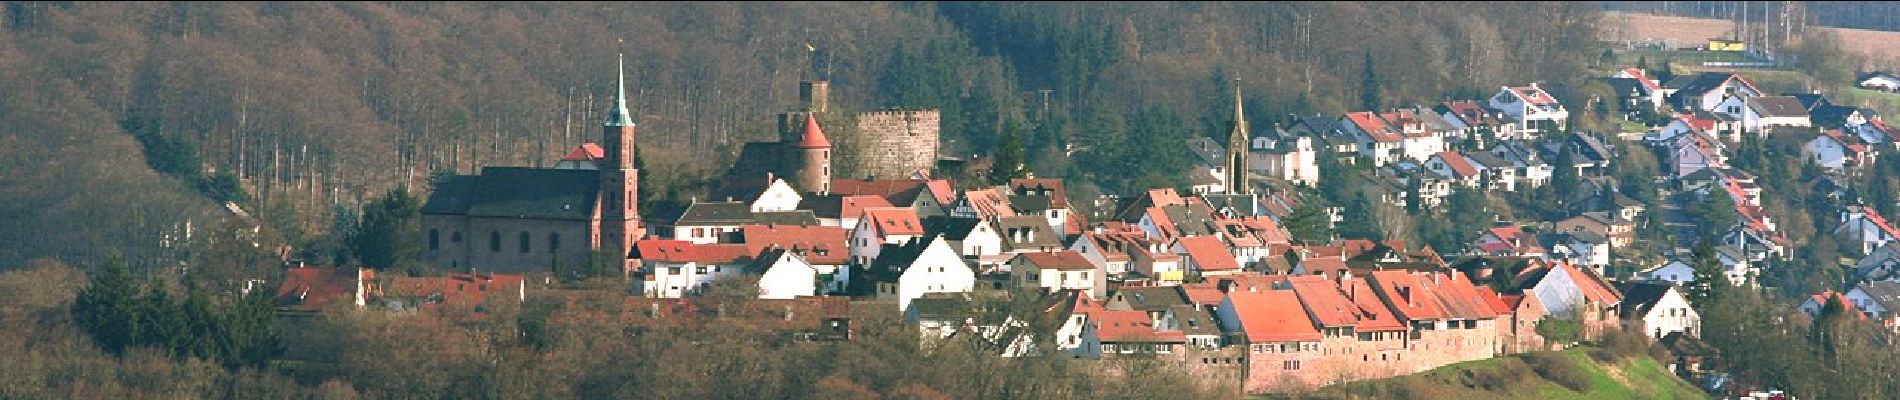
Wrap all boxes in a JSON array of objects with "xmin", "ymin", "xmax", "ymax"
[{"xmin": 794, "ymin": 114, "xmax": 830, "ymax": 149}]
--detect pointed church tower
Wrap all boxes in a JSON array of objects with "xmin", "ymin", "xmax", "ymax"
[
  {"xmin": 1226, "ymin": 85, "xmax": 1251, "ymax": 195},
  {"xmin": 788, "ymin": 114, "xmax": 832, "ymax": 194},
  {"xmin": 599, "ymin": 54, "xmax": 643, "ymax": 261}
]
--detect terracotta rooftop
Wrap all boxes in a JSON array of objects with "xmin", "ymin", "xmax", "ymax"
[
  {"xmin": 862, "ymin": 207, "xmax": 924, "ymax": 236},
  {"xmin": 1227, "ymin": 289, "xmax": 1323, "ymax": 343},
  {"xmin": 1092, "ymin": 308, "xmax": 1187, "ymax": 343},
  {"xmin": 1178, "ymin": 236, "xmax": 1241, "ymax": 271},
  {"xmin": 1019, "ymin": 251, "xmax": 1096, "ymax": 271},
  {"xmin": 741, "ymin": 224, "xmax": 849, "ymax": 265}
]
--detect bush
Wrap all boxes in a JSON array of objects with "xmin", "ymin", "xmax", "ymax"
[
  {"xmin": 1463, "ymin": 364, "xmax": 1534, "ymax": 391},
  {"xmin": 1522, "ymin": 352, "xmax": 1592, "ymax": 392},
  {"xmin": 1535, "ymin": 319, "xmax": 1582, "ymax": 344},
  {"xmin": 1599, "ymin": 328, "xmax": 1654, "ymax": 361}
]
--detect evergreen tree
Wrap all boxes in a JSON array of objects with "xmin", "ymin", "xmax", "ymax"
[
  {"xmin": 180, "ymin": 279, "xmax": 223, "ymax": 361},
  {"xmin": 71, "ymin": 256, "xmax": 141, "ymax": 355},
  {"xmin": 1637, "ymin": 55, "xmax": 1649, "ymax": 72},
  {"xmin": 1360, "ymin": 51, "xmax": 1380, "ymax": 111},
  {"xmin": 1339, "ymin": 192, "xmax": 1383, "ymax": 240},
  {"xmin": 1404, "ymin": 177, "xmax": 1423, "ymax": 215},
  {"xmin": 1283, "ymin": 199, "xmax": 1334, "ymax": 245},
  {"xmin": 219, "ymin": 289, "xmax": 279, "ymax": 368},
  {"xmin": 354, "ymin": 187, "xmax": 422, "ymax": 270},
  {"xmin": 1686, "ymin": 244, "xmax": 1730, "ymax": 307},
  {"xmin": 990, "ymin": 120, "xmax": 1028, "ymax": 185},
  {"xmin": 135, "ymin": 277, "xmax": 187, "ymax": 355}
]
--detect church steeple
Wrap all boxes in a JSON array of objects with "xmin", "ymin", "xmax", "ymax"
[
  {"xmin": 1226, "ymin": 84, "xmax": 1251, "ymax": 195},
  {"xmin": 605, "ymin": 53, "xmax": 634, "ymax": 127}
]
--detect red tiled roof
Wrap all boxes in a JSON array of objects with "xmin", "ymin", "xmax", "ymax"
[
  {"xmin": 1178, "ymin": 236, "xmax": 1240, "ymax": 271},
  {"xmin": 1428, "ymin": 272, "xmax": 1502, "ymax": 320},
  {"xmin": 1345, "ymin": 112, "xmax": 1399, "ymax": 143},
  {"xmin": 561, "ymin": 143, "xmax": 605, "ymax": 161},
  {"xmin": 1345, "ymin": 278, "xmax": 1407, "ymax": 332},
  {"xmin": 1677, "ymin": 113, "xmax": 1717, "ymax": 131},
  {"xmin": 275, "ymin": 267, "xmax": 370, "ymax": 311},
  {"xmin": 634, "ymin": 239, "xmax": 755, "ymax": 264},
  {"xmin": 1824, "ymin": 128, "xmax": 1868, "ymax": 153},
  {"xmin": 1092, "ymin": 309, "xmax": 1187, "ymax": 343},
  {"xmin": 1180, "ymin": 283, "xmax": 1226, "ymax": 306},
  {"xmin": 741, "ymin": 224, "xmax": 850, "ymax": 265},
  {"xmin": 1622, "ymin": 68, "xmax": 1661, "ymax": 91},
  {"xmin": 1556, "ymin": 262, "xmax": 1621, "ymax": 305},
  {"xmin": 794, "ymin": 114, "xmax": 831, "ymax": 149},
  {"xmin": 1020, "ymin": 251, "xmax": 1096, "ymax": 271},
  {"xmin": 925, "ymin": 180, "xmax": 956, "ymax": 206},
  {"xmin": 1228, "ymin": 290, "xmax": 1323, "ymax": 342},
  {"xmin": 1148, "ymin": 189, "xmax": 1185, "ymax": 207},
  {"xmin": 964, "ymin": 188, "xmax": 1015, "ymax": 219},
  {"xmin": 1476, "ymin": 287, "xmax": 1513, "ymax": 315},
  {"xmin": 1807, "ymin": 291, "xmax": 1868, "ymax": 320},
  {"xmin": 383, "ymin": 272, "xmax": 525, "ymax": 310},
  {"xmin": 862, "ymin": 207, "xmax": 923, "ymax": 236},
  {"xmin": 1437, "ymin": 151, "xmax": 1479, "ymax": 178},
  {"xmin": 1369, "ymin": 271, "xmax": 1448, "ymax": 321},
  {"xmin": 1865, "ymin": 211, "xmax": 1900, "ymax": 241},
  {"xmin": 1512, "ymin": 85, "xmax": 1558, "ymax": 106},
  {"xmin": 831, "ymin": 179, "xmax": 951, "ymax": 206},
  {"xmin": 841, "ymin": 195, "xmax": 895, "ymax": 221},
  {"xmin": 1501, "ymin": 294, "xmax": 1527, "ymax": 310},
  {"xmin": 1289, "ymin": 276, "xmax": 1359, "ymax": 328}
]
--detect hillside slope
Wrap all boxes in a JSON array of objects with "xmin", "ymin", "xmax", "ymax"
[{"xmin": 1292, "ymin": 347, "xmax": 1708, "ymax": 400}]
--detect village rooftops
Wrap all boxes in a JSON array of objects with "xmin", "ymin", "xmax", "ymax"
[
  {"xmin": 1178, "ymin": 235, "xmax": 1241, "ymax": 272},
  {"xmin": 1018, "ymin": 251, "xmax": 1096, "ymax": 271}
]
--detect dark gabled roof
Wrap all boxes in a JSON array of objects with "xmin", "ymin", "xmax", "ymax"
[
  {"xmin": 1855, "ymin": 281, "xmax": 1900, "ymax": 312},
  {"xmin": 920, "ymin": 216, "xmax": 983, "ymax": 241},
  {"xmin": 675, "ymin": 202, "xmax": 754, "ymax": 226},
  {"xmin": 1009, "ymin": 194, "xmax": 1056, "ymax": 213},
  {"xmin": 871, "ymin": 233, "xmax": 945, "ymax": 281},
  {"xmin": 1602, "ymin": 77, "xmax": 1647, "ymax": 97},
  {"xmin": 1748, "ymin": 96, "xmax": 1809, "ymax": 118},
  {"xmin": 996, "ymin": 216, "xmax": 1061, "ymax": 249},
  {"xmin": 754, "ymin": 211, "xmax": 819, "ymax": 226},
  {"xmin": 455, "ymin": 167, "xmax": 601, "ymax": 220},
  {"xmin": 1783, "ymin": 92, "xmax": 1831, "ymax": 110},
  {"xmin": 708, "ymin": 174, "xmax": 775, "ymax": 204},
  {"xmin": 1669, "ymin": 72, "xmax": 1747, "ymax": 102},
  {"xmin": 1464, "ymin": 151, "xmax": 1514, "ymax": 169},
  {"xmin": 1616, "ymin": 281, "xmax": 1676, "ymax": 319},
  {"xmin": 1161, "ymin": 204, "xmax": 1217, "ymax": 237},
  {"xmin": 1202, "ymin": 193, "xmax": 1260, "ymax": 217},
  {"xmin": 422, "ymin": 175, "xmax": 480, "ymax": 215},
  {"xmin": 1111, "ymin": 286, "xmax": 1191, "ymax": 313},
  {"xmin": 908, "ymin": 292, "xmax": 975, "ymax": 320},
  {"xmin": 1811, "ymin": 105, "xmax": 1863, "ymax": 127}
]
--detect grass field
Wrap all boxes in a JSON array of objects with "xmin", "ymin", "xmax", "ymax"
[
  {"xmin": 1285, "ymin": 347, "xmax": 1710, "ymax": 400},
  {"xmin": 1603, "ymin": 11, "xmax": 1900, "ymax": 65}
]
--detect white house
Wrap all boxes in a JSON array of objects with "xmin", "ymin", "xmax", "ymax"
[
  {"xmin": 753, "ymin": 249, "xmax": 819, "ymax": 299},
  {"xmin": 672, "ymin": 201, "xmax": 756, "ymax": 244},
  {"xmin": 923, "ymin": 216, "xmax": 1006, "ymax": 268},
  {"xmin": 1425, "ymin": 151, "xmax": 1482, "ymax": 188},
  {"xmin": 1610, "ymin": 68, "xmax": 1666, "ymax": 112},
  {"xmin": 1741, "ymin": 96, "xmax": 1812, "ymax": 132},
  {"xmin": 1668, "ymin": 72, "xmax": 1762, "ymax": 112},
  {"xmin": 1488, "ymin": 83, "xmax": 1569, "ymax": 136},
  {"xmin": 1617, "ymin": 282, "xmax": 1699, "ymax": 340},
  {"xmin": 852, "ymin": 207, "xmax": 924, "ymax": 266},
  {"xmin": 1250, "ymin": 135, "xmax": 1320, "ymax": 186},
  {"xmin": 1641, "ymin": 260, "xmax": 1697, "ymax": 285},
  {"xmin": 1341, "ymin": 112, "xmax": 1403, "ymax": 167},
  {"xmin": 708, "ymin": 175, "xmax": 805, "ymax": 213},
  {"xmin": 1804, "ymin": 129, "xmax": 1870, "ymax": 172},
  {"xmin": 872, "ymin": 234, "xmax": 976, "ymax": 315},
  {"xmin": 1071, "ymin": 231, "xmax": 1140, "ymax": 277},
  {"xmin": 1011, "ymin": 251, "xmax": 1106, "ymax": 300},
  {"xmin": 636, "ymin": 240, "xmax": 754, "ymax": 298},
  {"xmin": 1520, "ymin": 262, "xmax": 1620, "ymax": 319},
  {"xmin": 1844, "ymin": 281, "xmax": 1900, "ymax": 322},
  {"xmin": 1857, "ymin": 242, "xmax": 1900, "ymax": 282},
  {"xmin": 1837, "ymin": 206, "xmax": 1900, "ymax": 255}
]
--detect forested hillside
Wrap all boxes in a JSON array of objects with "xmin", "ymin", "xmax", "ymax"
[{"xmin": 0, "ymin": 2, "xmax": 1603, "ymax": 270}]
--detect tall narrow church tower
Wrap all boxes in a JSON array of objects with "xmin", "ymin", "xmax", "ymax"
[
  {"xmin": 600, "ymin": 54, "xmax": 643, "ymax": 259},
  {"xmin": 1226, "ymin": 86, "xmax": 1251, "ymax": 195}
]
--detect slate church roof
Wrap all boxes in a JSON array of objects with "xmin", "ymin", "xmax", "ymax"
[{"xmin": 422, "ymin": 167, "xmax": 600, "ymax": 220}]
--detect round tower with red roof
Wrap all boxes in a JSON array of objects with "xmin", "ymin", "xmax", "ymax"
[{"xmin": 788, "ymin": 113, "xmax": 832, "ymax": 194}]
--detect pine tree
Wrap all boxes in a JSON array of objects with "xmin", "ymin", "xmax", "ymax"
[
  {"xmin": 71, "ymin": 256, "xmax": 141, "ymax": 355},
  {"xmin": 1405, "ymin": 177, "xmax": 1423, "ymax": 215},
  {"xmin": 1360, "ymin": 51, "xmax": 1380, "ymax": 111},
  {"xmin": 135, "ymin": 277, "xmax": 187, "ymax": 355},
  {"xmin": 354, "ymin": 187, "xmax": 422, "ymax": 269},
  {"xmin": 1283, "ymin": 199, "xmax": 1334, "ymax": 245},
  {"xmin": 218, "ymin": 289, "xmax": 279, "ymax": 368},
  {"xmin": 180, "ymin": 279, "xmax": 222, "ymax": 361},
  {"xmin": 990, "ymin": 120, "xmax": 1029, "ymax": 185},
  {"xmin": 1686, "ymin": 244, "xmax": 1730, "ymax": 307},
  {"xmin": 1637, "ymin": 55, "xmax": 1649, "ymax": 72}
]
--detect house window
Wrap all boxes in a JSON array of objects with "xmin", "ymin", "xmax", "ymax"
[
  {"xmin": 549, "ymin": 233, "xmax": 561, "ymax": 252},
  {"xmin": 429, "ymin": 229, "xmax": 439, "ymax": 251},
  {"xmin": 694, "ymin": 228, "xmax": 705, "ymax": 238},
  {"xmin": 451, "ymin": 231, "xmax": 462, "ymax": 243},
  {"xmin": 490, "ymin": 232, "xmax": 501, "ymax": 252},
  {"xmin": 520, "ymin": 232, "xmax": 531, "ymax": 253}
]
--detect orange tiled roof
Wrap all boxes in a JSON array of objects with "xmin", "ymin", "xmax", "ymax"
[
  {"xmin": 1288, "ymin": 276, "xmax": 1359, "ymax": 328},
  {"xmin": 634, "ymin": 239, "xmax": 754, "ymax": 264},
  {"xmin": 1178, "ymin": 236, "xmax": 1240, "ymax": 271},
  {"xmin": 561, "ymin": 143, "xmax": 604, "ymax": 161},
  {"xmin": 1092, "ymin": 309, "xmax": 1186, "ymax": 343},
  {"xmin": 862, "ymin": 207, "xmax": 923, "ymax": 236},
  {"xmin": 741, "ymin": 224, "xmax": 849, "ymax": 265},
  {"xmin": 1228, "ymin": 290, "xmax": 1323, "ymax": 342},
  {"xmin": 1020, "ymin": 251, "xmax": 1096, "ymax": 271}
]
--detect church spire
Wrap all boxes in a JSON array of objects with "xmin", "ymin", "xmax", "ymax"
[
  {"xmin": 1227, "ymin": 83, "xmax": 1251, "ymax": 196},
  {"xmin": 605, "ymin": 53, "xmax": 634, "ymax": 127}
]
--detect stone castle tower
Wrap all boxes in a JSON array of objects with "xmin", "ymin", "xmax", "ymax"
[
  {"xmin": 599, "ymin": 54, "xmax": 644, "ymax": 257},
  {"xmin": 786, "ymin": 113, "xmax": 832, "ymax": 194},
  {"xmin": 773, "ymin": 79, "xmax": 939, "ymax": 182}
]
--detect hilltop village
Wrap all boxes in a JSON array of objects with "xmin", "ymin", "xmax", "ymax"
[{"xmin": 264, "ymin": 51, "xmax": 1900, "ymax": 395}]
